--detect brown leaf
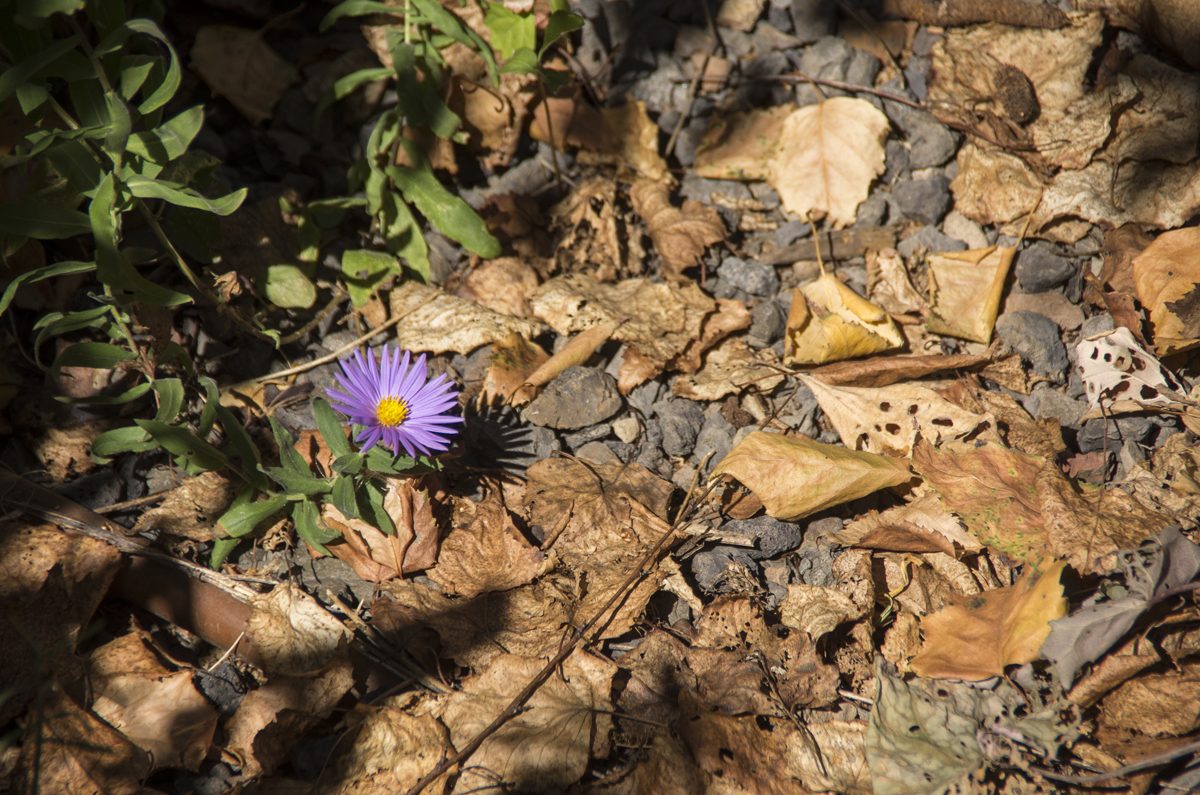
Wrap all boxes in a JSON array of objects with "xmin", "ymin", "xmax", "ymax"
[
  {"xmin": 1099, "ymin": 660, "xmax": 1200, "ymax": 737},
  {"xmin": 34, "ymin": 420, "xmax": 105, "ymax": 479},
  {"xmin": 514, "ymin": 319, "xmax": 622, "ymax": 404},
  {"xmin": 833, "ymin": 492, "xmax": 982, "ymax": 556},
  {"xmin": 694, "ymin": 105, "xmax": 791, "ymax": 180},
  {"xmin": 191, "ymin": 26, "xmax": 298, "ymax": 124},
  {"xmin": 479, "ymin": 332, "xmax": 549, "ymax": 405},
  {"xmin": 16, "ymin": 687, "xmax": 150, "ymax": 795},
  {"xmin": 322, "ymin": 694, "xmax": 452, "ymax": 793},
  {"xmin": 780, "ymin": 584, "xmax": 865, "ymax": 641},
  {"xmin": 1132, "ymin": 227, "xmax": 1200, "ymax": 355},
  {"xmin": 458, "ymin": 256, "xmax": 540, "ymax": 318},
  {"xmin": 801, "ymin": 376, "xmax": 998, "ymax": 456},
  {"xmin": 925, "ymin": 244, "xmax": 1016, "ymax": 343},
  {"xmin": 867, "ymin": 248, "xmax": 925, "ymax": 315},
  {"xmin": 673, "ymin": 337, "xmax": 785, "ymax": 401},
  {"xmin": 938, "ymin": 377, "xmax": 1065, "ymax": 458},
  {"xmin": 588, "ymin": 732, "xmax": 705, "ymax": 795},
  {"xmin": 87, "ymin": 632, "xmax": 217, "ymax": 771},
  {"xmin": 629, "ymin": 179, "xmax": 726, "ymax": 280},
  {"xmin": 785, "ymin": 273, "xmax": 905, "ymax": 365},
  {"xmin": 434, "ymin": 651, "xmax": 616, "ymax": 792},
  {"xmin": 806, "ymin": 350, "xmax": 993, "ymax": 387},
  {"xmin": 711, "ymin": 431, "xmax": 912, "ymax": 521},
  {"xmin": 324, "ymin": 480, "xmax": 439, "ymax": 580},
  {"xmin": 389, "ymin": 280, "xmax": 545, "ymax": 355},
  {"xmin": 131, "ymin": 471, "xmax": 235, "ymax": 541},
  {"xmin": 912, "ymin": 439, "xmax": 1173, "ymax": 573},
  {"xmin": 426, "ymin": 491, "xmax": 550, "ymax": 597},
  {"xmin": 535, "ymin": 96, "xmax": 669, "ymax": 180},
  {"xmin": 910, "ymin": 560, "xmax": 1067, "ymax": 680},
  {"xmin": 678, "ymin": 690, "xmax": 804, "ymax": 795},
  {"xmin": 768, "ymin": 97, "xmax": 890, "ymax": 227},
  {"xmin": 243, "ymin": 582, "xmax": 351, "ymax": 676},
  {"xmin": 786, "ymin": 719, "xmax": 872, "ymax": 794}
]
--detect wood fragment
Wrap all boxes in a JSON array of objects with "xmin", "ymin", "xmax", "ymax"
[
  {"xmin": 880, "ymin": 0, "xmax": 1068, "ymax": 28},
  {"xmin": 761, "ymin": 226, "xmax": 899, "ymax": 266}
]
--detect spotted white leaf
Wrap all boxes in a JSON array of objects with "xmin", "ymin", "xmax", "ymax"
[{"xmin": 1076, "ymin": 327, "xmax": 1187, "ymax": 409}]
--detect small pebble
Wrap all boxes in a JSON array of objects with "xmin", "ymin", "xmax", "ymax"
[
  {"xmin": 1016, "ymin": 241, "xmax": 1076, "ymax": 293},
  {"xmin": 994, "ymin": 311, "xmax": 1069, "ymax": 381},
  {"xmin": 612, "ymin": 414, "xmax": 641, "ymax": 443},
  {"xmin": 719, "ymin": 256, "xmax": 779, "ymax": 297}
]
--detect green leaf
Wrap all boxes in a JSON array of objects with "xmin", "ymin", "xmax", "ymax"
[
  {"xmin": 45, "ymin": 138, "xmax": 104, "ymax": 192},
  {"xmin": 93, "ymin": 19, "xmax": 181, "ymax": 114},
  {"xmin": 0, "ymin": 260, "xmax": 94, "ymax": 317},
  {"xmin": 410, "ymin": 0, "xmax": 497, "ymax": 85},
  {"xmin": 52, "ymin": 341, "xmax": 136, "ymax": 370},
  {"xmin": 34, "ymin": 306, "xmax": 114, "ymax": 360},
  {"xmin": 101, "ymin": 90, "xmax": 132, "ymax": 163},
  {"xmin": 197, "ymin": 376, "xmax": 220, "ymax": 437},
  {"xmin": 92, "ymin": 424, "xmax": 158, "ymax": 458},
  {"xmin": 215, "ymin": 405, "xmax": 268, "ymax": 490},
  {"xmin": 484, "ymin": 5, "xmax": 536, "ymax": 61},
  {"xmin": 124, "ymin": 174, "xmax": 246, "ymax": 216},
  {"xmin": 381, "ymin": 193, "xmax": 430, "ymax": 281},
  {"xmin": 500, "ymin": 47, "xmax": 539, "ymax": 75},
  {"xmin": 318, "ymin": 66, "xmax": 392, "ymax": 118},
  {"xmin": 56, "ymin": 381, "xmax": 152, "ymax": 406},
  {"xmin": 15, "ymin": 0, "xmax": 84, "ymax": 21},
  {"xmin": 136, "ymin": 419, "xmax": 230, "ymax": 473},
  {"xmin": 153, "ymin": 377, "xmax": 185, "ymax": 423},
  {"xmin": 118, "ymin": 54, "xmax": 156, "ymax": 100},
  {"xmin": 360, "ymin": 479, "xmax": 395, "ymax": 536},
  {"xmin": 392, "ymin": 44, "xmax": 461, "ymax": 139},
  {"xmin": 210, "ymin": 537, "xmax": 240, "ymax": 568},
  {"xmin": 266, "ymin": 466, "xmax": 333, "ymax": 496},
  {"xmin": 388, "ymin": 148, "xmax": 499, "ymax": 258},
  {"xmin": 340, "ymin": 249, "xmax": 399, "ymax": 307},
  {"xmin": 332, "ymin": 453, "xmax": 364, "ymax": 475},
  {"xmin": 263, "ymin": 264, "xmax": 317, "ymax": 309},
  {"xmin": 540, "ymin": 9, "xmax": 584, "ymax": 57},
  {"xmin": 127, "ymin": 105, "xmax": 204, "ymax": 164},
  {"xmin": 269, "ymin": 415, "xmax": 313, "ymax": 478},
  {"xmin": 293, "ymin": 499, "xmax": 339, "ymax": 554},
  {"xmin": 0, "ymin": 34, "xmax": 81, "ymax": 103},
  {"xmin": 331, "ymin": 476, "xmax": 359, "ymax": 518},
  {"xmin": 218, "ymin": 493, "xmax": 288, "ymax": 537},
  {"xmin": 0, "ymin": 200, "xmax": 91, "ymax": 239},
  {"xmin": 313, "ymin": 397, "xmax": 352, "ymax": 458},
  {"xmin": 319, "ymin": 0, "xmax": 403, "ymax": 31}
]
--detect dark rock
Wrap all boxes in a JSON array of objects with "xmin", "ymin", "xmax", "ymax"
[
  {"xmin": 721, "ymin": 515, "xmax": 804, "ymax": 559},
  {"xmin": 995, "ymin": 311, "xmax": 1069, "ymax": 380},
  {"xmin": 1077, "ymin": 415, "xmax": 1167, "ymax": 453},
  {"xmin": 892, "ymin": 175, "xmax": 952, "ymax": 224},
  {"xmin": 772, "ymin": 219, "xmax": 810, "ymax": 249},
  {"xmin": 855, "ymin": 191, "xmax": 890, "ymax": 227},
  {"xmin": 694, "ymin": 412, "xmax": 735, "ymax": 470},
  {"xmin": 680, "ymin": 174, "xmax": 753, "ymax": 204},
  {"xmin": 194, "ymin": 661, "xmax": 253, "ymax": 717},
  {"xmin": 563, "ymin": 423, "xmax": 611, "ymax": 449},
  {"xmin": 630, "ymin": 53, "xmax": 688, "ymax": 113},
  {"xmin": 1080, "ymin": 312, "xmax": 1115, "ymax": 339},
  {"xmin": 654, "ymin": 398, "xmax": 705, "ymax": 456},
  {"xmin": 767, "ymin": 0, "xmax": 793, "ymax": 32},
  {"xmin": 882, "ymin": 139, "xmax": 911, "ymax": 184},
  {"xmin": 576, "ymin": 440, "xmax": 621, "ymax": 465},
  {"xmin": 881, "ymin": 100, "xmax": 959, "ymax": 168},
  {"xmin": 1017, "ymin": 242, "xmax": 1076, "ymax": 292},
  {"xmin": 690, "ymin": 546, "xmax": 757, "ymax": 591},
  {"xmin": 749, "ymin": 300, "xmax": 788, "ymax": 347},
  {"xmin": 897, "ymin": 225, "xmax": 967, "ymax": 258},
  {"xmin": 795, "ymin": 36, "xmax": 855, "ymax": 104},
  {"xmin": 627, "ymin": 380, "xmax": 664, "ymax": 415},
  {"xmin": 522, "ymin": 367, "xmax": 623, "ymax": 429},
  {"xmin": 904, "ymin": 56, "xmax": 931, "ymax": 101},
  {"xmin": 1027, "ymin": 383, "xmax": 1086, "ymax": 429},
  {"xmin": 788, "ymin": 0, "xmax": 837, "ymax": 45},
  {"xmin": 845, "ymin": 49, "xmax": 881, "ymax": 88},
  {"xmin": 719, "ymin": 257, "xmax": 779, "ymax": 296},
  {"xmin": 749, "ymin": 182, "xmax": 781, "ymax": 209}
]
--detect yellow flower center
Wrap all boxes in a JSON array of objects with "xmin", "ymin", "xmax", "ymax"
[{"xmin": 375, "ymin": 396, "xmax": 409, "ymax": 427}]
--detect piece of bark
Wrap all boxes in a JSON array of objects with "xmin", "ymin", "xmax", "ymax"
[
  {"xmin": 805, "ymin": 350, "xmax": 993, "ymax": 387},
  {"xmin": 880, "ymin": 0, "xmax": 1068, "ymax": 28},
  {"xmin": 761, "ymin": 226, "xmax": 899, "ymax": 266}
]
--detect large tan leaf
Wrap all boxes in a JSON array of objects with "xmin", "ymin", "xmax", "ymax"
[
  {"xmin": 323, "ymin": 695, "xmax": 452, "ymax": 793},
  {"xmin": 925, "ymin": 244, "xmax": 1015, "ymax": 343},
  {"xmin": 832, "ymin": 492, "xmax": 982, "ymax": 556},
  {"xmin": 389, "ymin": 280, "xmax": 545, "ymax": 355},
  {"xmin": 911, "ymin": 561, "xmax": 1067, "ymax": 680},
  {"xmin": 243, "ymin": 582, "xmax": 351, "ymax": 676},
  {"xmin": 673, "ymin": 337, "xmax": 784, "ymax": 401},
  {"xmin": 801, "ymin": 376, "xmax": 997, "ymax": 456},
  {"xmin": 785, "ymin": 273, "xmax": 904, "ymax": 365},
  {"xmin": 1132, "ymin": 227, "xmax": 1200, "ymax": 355},
  {"xmin": 427, "ymin": 491, "xmax": 550, "ymax": 597},
  {"xmin": 629, "ymin": 179, "xmax": 725, "ymax": 280},
  {"xmin": 711, "ymin": 431, "xmax": 912, "ymax": 521},
  {"xmin": 694, "ymin": 106, "xmax": 791, "ymax": 180},
  {"xmin": 767, "ymin": 97, "xmax": 889, "ymax": 227}
]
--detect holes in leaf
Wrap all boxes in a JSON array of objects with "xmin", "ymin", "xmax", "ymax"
[
  {"xmin": 879, "ymin": 401, "xmax": 891, "ymax": 411},
  {"xmin": 930, "ymin": 417, "xmax": 954, "ymax": 427}
]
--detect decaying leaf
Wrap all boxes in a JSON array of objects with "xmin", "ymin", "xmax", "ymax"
[
  {"xmin": 87, "ymin": 632, "xmax": 218, "ymax": 771},
  {"xmin": 768, "ymin": 97, "xmax": 890, "ymax": 226},
  {"xmin": 1131, "ymin": 227, "xmax": 1200, "ymax": 355},
  {"xmin": 711, "ymin": 431, "xmax": 912, "ymax": 521},
  {"xmin": 673, "ymin": 337, "xmax": 785, "ymax": 401},
  {"xmin": 1076, "ymin": 326, "xmax": 1188, "ymax": 411},
  {"xmin": 867, "ymin": 248, "xmax": 926, "ymax": 315},
  {"xmin": 536, "ymin": 97, "xmax": 669, "ymax": 181},
  {"xmin": 629, "ymin": 179, "xmax": 726, "ymax": 280},
  {"xmin": 806, "ymin": 350, "xmax": 993, "ymax": 387},
  {"xmin": 479, "ymin": 332, "xmax": 549, "ymax": 405},
  {"xmin": 694, "ymin": 105, "xmax": 791, "ymax": 180},
  {"xmin": 531, "ymin": 274, "xmax": 715, "ymax": 392},
  {"xmin": 833, "ymin": 492, "xmax": 982, "ymax": 556},
  {"xmin": 390, "ymin": 280, "xmax": 545, "ymax": 355},
  {"xmin": 131, "ymin": 471, "xmax": 234, "ymax": 541},
  {"xmin": 912, "ymin": 440, "xmax": 1174, "ymax": 573},
  {"xmin": 785, "ymin": 272, "xmax": 905, "ymax": 365},
  {"xmin": 780, "ymin": 584, "xmax": 864, "ymax": 641},
  {"xmin": 244, "ymin": 582, "xmax": 351, "ymax": 676},
  {"xmin": 801, "ymin": 376, "xmax": 997, "ymax": 456},
  {"xmin": 322, "ymin": 481, "xmax": 440, "ymax": 583},
  {"xmin": 1099, "ymin": 660, "xmax": 1200, "ymax": 737},
  {"xmin": 323, "ymin": 694, "xmax": 453, "ymax": 793},
  {"xmin": 910, "ymin": 560, "xmax": 1066, "ymax": 680},
  {"xmin": 458, "ymin": 256, "xmax": 540, "ymax": 318},
  {"xmin": 435, "ymin": 651, "xmax": 616, "ymax": 793},
  {"xmin": 191, "ymin": 26, "xmax": 298, "ymax": 124},
  {"xmin": 926, "ymin": 244, "xmax": 1015, "ymax": 343},
  {"xmin": 514, "ymin": 319, "xmax": 622, "ymax": 404},
  {"xmin": 427, "ymin": 490, "xmax": 550, "ymax": 597}
]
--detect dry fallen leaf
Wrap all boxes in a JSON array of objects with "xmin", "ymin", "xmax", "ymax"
[
  {"xmin": 479, "ymin": 332, "xmax": 549, "ymax": 405},
  {"xmin": 427, "ymin": 490, "xmax": 550, "ymax": 597},
  {"xmin": 786, "ymin": 719, "xmax": 872, "ymax": 794},
  {"xmin": 711, "ymin": 431, "xmax": 912, "ymax": 521},
  {"xmin": 535, "ymin": 96, "xmax": 669, "ymax": 181},
  {"xmin": 390, "ymin": 280, "xmax": 545, "ymax": 355},
  {"xmin": 322, "ymin": 480, "xmax": 440, "ymax": 582},
  {"xmin": 780, "ymin": 583, "xmax": 865, "ymax": 641},
  {"xmin": 514, "ymin": 319, "xmax": 622, "ymax": 404},
  {"xmin": 1131, "ymin": 227, "xmax": 1200, "ymax": 355},
  {"xmin": 435, "ymin": 650, "xmax": 616, "ymax": 793},
  {"xmin": 911, "ymin": 560, "xmax": 1067, "ymax": 680},
  {"xmin": 925, "ymin": 244, "xmax": 1016, "ymax": 343},
  {"xmin": 243, "ymin": 582, "xmax": 351, "ymax": 676},
  {"xmin": 832, "ymin": 492, "xmax": 983, "ymax": 557},
  {"xmin": 785, "ymin": 272, "xmax": 905, "ymax": 365},
  {"xmin": 672, "ymin": 337, "xmax": 785, "ymax": 401},
  {"xmin": 87, "ymin": 632, "xmax": 217, "ymax": 771},
  {"xmin": 191, "ymin": 26, "xmax": 298, "ymax": 124},
  {"xmin": 629, "ymin": 179, "xmax": 726, "ymax": 280},
  {"xmin": 802, "ymin": 375, "xmax": 997, "ymax": 456},
  {"xmin": 868, "ymin": 248, "xmax": 925, "ymax": 315},
  {"xmin": 323, "ymin": 694, "xmax": 453, "ymax": 793},
  {"xmin": 458, "ymin": 256, "xmax": 540, "ymax": 318},
  {"xmin": 1076, "ymin": 326, "xmax": 1189, "ymax": 412},
  {"xmin": 807, "ymin": 350, "xmax": 993, "ymax": 387},
  {"xmin": 1098, "ymin": 661, "xmax": 1200, "ymax": 737},
  {"xmin": 768, "ymin": 97, "xmax": 890, "ymax": 227},
  {"xmin": 131, "ymin": 471, "xmax": 234, "ymax": 541},
  {"xmin": 694, "ymin": 105, "xmax": 791, "ymax": 180}
]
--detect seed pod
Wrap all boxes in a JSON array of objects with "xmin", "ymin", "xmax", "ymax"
[{"xmin": 995, "ymin": 64, "xmax": 1039, "ymax": 125}]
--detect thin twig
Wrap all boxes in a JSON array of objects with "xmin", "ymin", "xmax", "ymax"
[
  {"xmin": 1032, "ymin": 738, "xmax": 1200, "ymax": 785},
  {"xmin": 769, "ymin": 72, "xmax": 923, "ymax": 108},
  {"xmin": 94, "ymin": 490, "xmax": 171, "ymax": 515}
]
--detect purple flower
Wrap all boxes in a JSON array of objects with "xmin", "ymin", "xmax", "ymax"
[{"xmin": 327, "ymin": 344, "xmax": 462, "ymax": 457}]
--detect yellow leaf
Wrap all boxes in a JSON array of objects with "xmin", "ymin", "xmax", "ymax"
[
  {"xmin": 910, "ymin": 560, "xmax": 1067, "ymax": 680},
  {"xmin": 785, "ymin": 273, "xmax": 904, "ymax": 365},
  {"xmin": 768, "ymin": 97, "xmax": 889, "ymax": 227},
  {"xmin": 925, "ymin": 244, "xmax": 1015, "ymax": 343},
  {"xmin": 711, "ymin": 431, "xmax": 912, "ymax": 521},
  {"xmin": 1132, "ymin": 226, "xmax": 1200, "ymax": 355}
]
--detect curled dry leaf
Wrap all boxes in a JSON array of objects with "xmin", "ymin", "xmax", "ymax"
[
  {"xmin": 87, "ymin": 632, "xmax": 217, "ymax": 772},
  {"xmin": 479, "ymin": 332, "xmax": 549, "ymax": 405},
  {"xmin": 786, "ymin": 720, "xmax": 872, "ymax": 795},
  {"xmin": 925, "ymin": 244, "xmax": 1015, "ymax": 343},
  {"xmin": 131, "ymin": 471, "xmax": 234, "ymax": 541},
  {"xmin": 323, "ymin": 694, "xmax": 453, "ymax": 793},
  {"xmin": 629, "ymin": 179, "xmax": 726, "ymax": 280},
  {"xmin": 191, "ymin": 26, "xmax": 298, "ymax": 124},
  {"xmin": 806, "ymin": 349, "xmax": 993, "ymax": 387},
  {"xmin": 801, "ymin": 375, "xmax": 997, "ymax": 456},
  {"xmin": 535, "ymin": 96, "xmax": 669, "ymax": 181},
  {"xmin": 513, "ymin": 319, "xmax": 622, "ymax": 404},
  {"xmin": 458, "ymin": 256, "xmax": 540, "ymax": 318},
  {"xmin": 833, "ymin": 492, "xmax": 982, "ymax": 556},
  {"xmin": 389, "ymin": 280, "xmax": 545, "ymax": 355},
  {"xmin": 426, "ymin": 491, "xmax": 550, "ymax": 598},
  {"xmin": 244, "ymin": 582, "xmax": 351, "ymax": 676},
  {"xmin": 780, "ymin": 583, "xmax": 864, "ymax": 641},
  {"xmin": 673, "ymin": 337, "xmax": 785, "ymax": 401},
  {"xmin": 673, "ymin": 297, "xmax": 752, "ymax": 374},
  {"xmin": 1132, "ymin": 227, "xmax": 1200, "ymax": 355},
  {"xmin": 1099, "ymin": 661, "xmax": 1200, "ymax": 737},
  {"xmin": 435, "ymin": 650, "xmax": 617, "ymax": 793},
  {"xmin": 768, "ymin": 96, "xmax": 890, "ymax": 227},
  {"xmin": 711, "ymin": 431, "xmax": 912, "ymax": 521},
  {"xmin": 868, "ymin": 248, "xmax": 925, "ymax": 315},
  {"xmin": 910, "ymin": 560, "xmax": 1067, "ymax": 680},
  {"xmin": 785, "ymin": 273, "xmax": 905, "ymax": 365}
]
